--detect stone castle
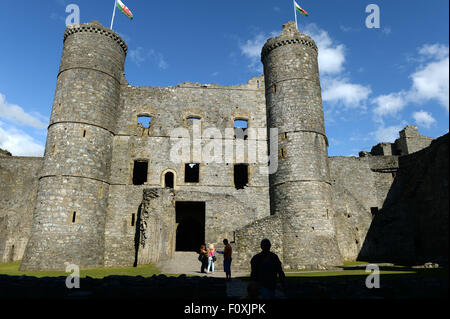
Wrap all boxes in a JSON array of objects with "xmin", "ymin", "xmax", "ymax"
[{"xmin": 0, "ymin": 21, "xmax": 448, "ymax": 271}]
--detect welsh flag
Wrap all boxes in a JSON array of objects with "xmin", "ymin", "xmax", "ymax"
[
  {"xmin": 294, "ymin": 1, "xmax": 309, "ymax": 16},
  {"xmin": 117, "ymin": 0, "xmax": 133, "ymax": 19}
]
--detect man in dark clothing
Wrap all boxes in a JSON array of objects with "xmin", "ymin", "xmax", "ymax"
[{"xmin": 250, "ymin": 239, "xmax": 286, "ymax": 299}]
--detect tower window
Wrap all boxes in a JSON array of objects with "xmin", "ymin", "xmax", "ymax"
[
  {"xmin": 234, "ymin": 164, "xmax": 249, "ymax": 190},
  {"xmin": 185, "ymin": 163, "xmax": 199, "ymax": 183},
  {"xmin": 165, "ymin": 172, "xmax": 175, "ymax": 188},
  {"xmin": 133, "ymin": 160, "xmax": 148, "ymax": 185},
  {"xmin": 138, "ymin": 116, "xmax": 152, "ymax": 128},
  {"xmin": 72, "ymin": 212, "xmax": 77, "ymax": 223},
  {"xmin": 131, "ymin": 213, "xmax": 136, "ymax": 227},
  {"xmin": 371, "ymin": 207, "xmax": 379, "ymax": 217},
  {"xmin": 83, "ymin": 130, "xmax": 86, "ymax": 138},
  {"xmin": 234, "ymin": 120, "xmax": 248, "ymax": 140}
]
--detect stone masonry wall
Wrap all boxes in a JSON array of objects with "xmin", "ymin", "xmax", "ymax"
[
  {"xmin": 0, "ymin": 157, "xmax": 42, "ymax": 263},
  {"xmin": 329, "ymin": 156, "xmax": 398, "ymax": 261},
  {"xmin": 359, "ymin": 134, "xmax": 449, "ymax": 264}
]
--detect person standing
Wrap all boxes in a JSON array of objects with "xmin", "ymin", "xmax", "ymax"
[
  {"xmin": 199, "ymin": 244, "xmax": 208, "ymax": 273},
  {"xmin": 250, "ymin": 239, "xmax": 286, "ymax": 299},
  {"xmin": 222, "ymin": 239, "xmax": 233, "ymax": 281},
  {"xmin": 207, "ymin": 244, "xmax": 216, "ymax": 273}
]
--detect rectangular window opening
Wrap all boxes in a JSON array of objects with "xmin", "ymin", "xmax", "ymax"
[
  {"xmin": 234, "ymin": 164, "xmax": 249, "ymax": 190},
  {"xmin": 185, "ymin": 163, "xmax": 200, "ymax": 183},
  {"xmin": 234, "ymin": 120, "xmax": 248, "ymax": 140},
  {"xmin": 133, "ymin": 160, "xmax": 148, "ymax": 185},
  {"xmin": 131, "ymin": 213, "xmax": 136, "ymax": 227},
  {"xmin": 138, "ymin": 116, "xmax": 152, "ymax": 129},
  {"xmin": 72, "ymin": 212, "xmax": 77, "ymax": 223}
]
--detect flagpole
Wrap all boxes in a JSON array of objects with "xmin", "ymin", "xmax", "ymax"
[
  {"xmin": 293, "ymin": 0, "xmax": 298, "ymax": 31},
  {"xmin": 110, "ymin": 0, "xmax": 117, "ymax": 30}
]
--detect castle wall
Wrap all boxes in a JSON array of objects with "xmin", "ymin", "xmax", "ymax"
[
  {"xmin": 359, "ymin": 134, "xmax": 449, "ymax": 264},
  {"xmin": 102, "ymin": 77, "xmax": 271, "ymax": 267},
  {"xmin": 329, "ymin": 156, "xmax": 398, "ymax": 261},
  {"xmin": 0, "ymin": 156, "xmax": 42, "ymax": 263}
]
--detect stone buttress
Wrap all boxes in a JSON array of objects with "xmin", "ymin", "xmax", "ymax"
[{"xmin": 20, "ymin": 21, "xmax": 127, "ymax": 270}]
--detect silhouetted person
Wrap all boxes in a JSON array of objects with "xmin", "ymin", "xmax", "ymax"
[
  {"xmin": 219, "ymin": 239, "xmax": 232, "ymax": 281},
  {"xmin": 199, "ymin": 244, "xmax": 208, "ymax": 273},
  {"xmin": 250, "ymin": 239, "xmax": 286, "ymax": 299}
]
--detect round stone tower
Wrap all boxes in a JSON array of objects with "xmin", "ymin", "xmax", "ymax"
[
  {"xmin": 262, "ymin": 22, "xmax": 342, "ymax": 269},
  {"xmin": 20, "ymin": 21, "xmax": 127, "ymax": 270}
]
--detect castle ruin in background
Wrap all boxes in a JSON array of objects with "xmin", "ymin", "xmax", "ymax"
[{"xmin": 0, "ymin": 21, "xmax": 448, "ymax": 271}]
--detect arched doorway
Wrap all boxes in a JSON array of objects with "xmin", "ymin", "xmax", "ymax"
[
  {"xmin": 175, "ymin": 202, "xmax": 205, "ymax": 252},
  {"xmin": 165, "ymin": 172, "xmax": 174, "ymax": 188}
]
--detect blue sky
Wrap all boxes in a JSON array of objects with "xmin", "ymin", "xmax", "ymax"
[{"xmin": 0, "ymin": 0, "xmax": 448, "ymax": 157}]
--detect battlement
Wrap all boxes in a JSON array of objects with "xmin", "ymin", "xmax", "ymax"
[
  {"xmin": 261, "ymin": 21, "xmax": 318, "ymax": 61},
  {"xmin": 64, "ymin": 20, "xmax": 128, "ymax": 54}
]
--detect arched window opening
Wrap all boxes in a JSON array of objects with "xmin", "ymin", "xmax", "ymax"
[{"xmin": 165, "ymin": 172, "xmax": 175, "ymax": 188}]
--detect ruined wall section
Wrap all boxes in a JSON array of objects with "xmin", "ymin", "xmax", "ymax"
[
  {"xmin": 20, "ymin": 21, "xmax": 126, "ymax": 271},
  {"xmin": 329, "ymin": 156, "xmax": 398, "ymax": 261},
  {"xmin": 360, "ymin": 134, "xmax": 449, "ymax": 264},
  {"xmin": 0, "ymin": 157, "xmax": 42, "ymax": 263}
]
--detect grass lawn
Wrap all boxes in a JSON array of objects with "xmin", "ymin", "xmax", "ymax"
[{"xmin": 0, "ymin": 262, "xmax": 163, "ymax": 279}]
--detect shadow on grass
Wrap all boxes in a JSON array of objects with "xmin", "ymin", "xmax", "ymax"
[{"xmin": 0, "ymin": 262, "xmax": 447, "ymax": 299}]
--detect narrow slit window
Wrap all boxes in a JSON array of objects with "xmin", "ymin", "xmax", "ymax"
[
  {"xmin": 72, "ymin": 212, "xmax": 77, "ymax": 223},
  {"xmin": 138, "ymin": 116, "xmax": 152, "ymax": 129},
  {"xmin": 234, "ymin": 164, "xmax": 249, "ymax": 190},
  {"xmin": 234, "ymin": 120, "xmax": 248, "ymax": 140},
  {"xmin": 133, "ymin": 160, "xmax": 148, "ymax": 185},
  {"xmin": 371, "ymin": 207, "xmax": 379, "ymax": 217},
  {"xmin": 185, "ymin": 163, "xmax": 200, "ymax": 183},
  {"xmin": 131, "ymin": 213, "xmax": 136, "ymax": 227},
  {"xmin": 83, "ymin": 130, "xmax": 86, "ymax": 138}
]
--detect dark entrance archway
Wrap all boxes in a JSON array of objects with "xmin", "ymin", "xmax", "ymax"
[{"xmin": 175, "ymin": 202, "xmax": 205, "ymax": 252}]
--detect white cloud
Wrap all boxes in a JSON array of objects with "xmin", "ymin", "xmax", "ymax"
[
  {"xmin": 410, "ymin": 57, "xmax": 449, "ymax": 111},
  {"xmin": 0, "ymin": 124, "xmax": 45, "ymax": 157},
  {"xmin": 0, "ymin": 93, "xmax": 48, "ymax": 129},
  {"xmin": 371, "ymin": 123, "xmax": 406, "ymax": 143},
  {"xmin": 372, "ymin": 92, "xmax": 409, "ymax": 119},
  {"xmin": 304, "ymin": 24, "xmax": 346, "ymax": 75},
  {"xmin": 413, "ymin": 110, "xmax": 436, "ymax": 128},
  {"xmin": 418, "ymin": 44, "xmax": 449, "ymax": 60},
  {"xmin": 240, "ymin": 33, "xmax": 267, "ymax": 73},
  {"xmin": 129, "ymin": 47, "xmax": 169, "ymax": 70},
  {"xmin": 322, "ymin": 78, "xmax": 372, "ymax": 108},
  {"xmin": 371, "ymin": 43, "xmax": 449, "ymax": 120}
]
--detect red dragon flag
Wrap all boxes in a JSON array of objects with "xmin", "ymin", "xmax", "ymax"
[
  {"xmin": 293, "ymin": 1, "xmax": 308, "ymax": 31},
  {"xmin": 110, "ymin": 0, "xmax": 133, "ymax": 30},
  {"xmin": 116, "ymin": 0, "xmax": 134, "ymax": 19}
]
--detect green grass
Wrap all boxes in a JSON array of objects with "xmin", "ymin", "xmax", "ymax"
[{"xmin": 0, "ymin": 262, "xmax": 162, "ymax": 279}]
